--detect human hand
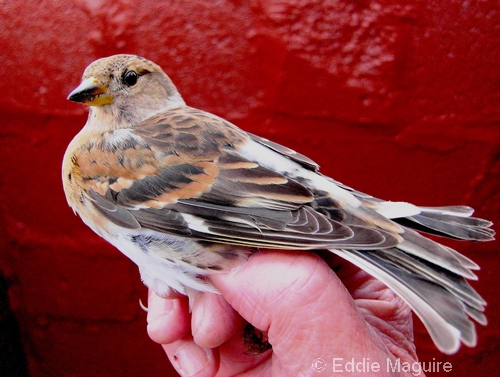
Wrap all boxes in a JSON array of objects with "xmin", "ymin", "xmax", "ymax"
[{"xmin": 147, "ymin": 250, "xmax": 423, "ymax": 376}]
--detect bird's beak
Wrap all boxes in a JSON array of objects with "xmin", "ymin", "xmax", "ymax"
[{"xmin": 67, "ymin": 77, "xmax": 114, "ymax": 106}]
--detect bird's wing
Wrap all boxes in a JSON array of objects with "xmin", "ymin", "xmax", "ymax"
[{"xmin": 66, "ymin": 106, "xmax": 399, "ymax": 250}]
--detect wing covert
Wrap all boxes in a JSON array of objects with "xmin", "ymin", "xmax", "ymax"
[{"xmin": 68, "ymin": 106, "xmax": 398, "ymax": 251}]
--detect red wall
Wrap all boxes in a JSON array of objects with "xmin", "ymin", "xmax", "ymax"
[{"xmin": 0, "ymin": 1, "xmax": 499, "ymax": 376}]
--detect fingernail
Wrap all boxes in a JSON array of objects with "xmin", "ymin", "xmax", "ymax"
[
  {"xmin": 173, "ymin": 342, "xmax": 212, "ymax": 376},
  {"xmin": 147, "ymin": 293, "xmax": 175, "ymax": 324}
]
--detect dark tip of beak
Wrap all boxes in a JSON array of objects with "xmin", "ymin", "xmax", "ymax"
[
  {"xmin": 67, "ymin": 78, "xmax": 113, "ymax": 106},
  {"xmin": 67, "ymin": 90, "xmax": 91, "ymax": 103},
  {"xmin": 67, "ymin": 86, "xmax": 102, "ymax": 104}
]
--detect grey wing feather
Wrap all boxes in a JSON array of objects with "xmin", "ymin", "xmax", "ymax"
[
  {"xmin": 249, "ymin": 133, "xmax": 320, "ymax": 171},
  {"xmin": 88, "ymin": 189, "xmax": 140, "ymax": 230}
]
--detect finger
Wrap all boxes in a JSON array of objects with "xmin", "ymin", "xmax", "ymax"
[
  {"xmin": 191, "ymin": 291, "xmax": 246, "ymax": 349},
  {"xmin": 147, "ymin": 289, "xmax": 191, "ymax": 344},
  {"xmin": 162, "ymin": 337, "xmax": 219, "ymax": 377},
  {"xmin": 190, "ymin": 292, "xmax": 274, "ymax": 376}
]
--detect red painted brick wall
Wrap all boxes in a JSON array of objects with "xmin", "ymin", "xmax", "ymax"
[{"xmin": 0, "ymin": 1, "xmax": 498, "ymax": 376}]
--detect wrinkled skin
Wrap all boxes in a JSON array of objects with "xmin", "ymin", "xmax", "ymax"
[{"xmin": 147, "ymin": 250, "xmax": 424, "ymax": 377}]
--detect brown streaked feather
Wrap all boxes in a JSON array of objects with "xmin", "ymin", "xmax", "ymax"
[
  {"xmin": 64, "ymin": 105, "xmax": 401, "ymax": 251},
  {"xmin": 217, "ymin": 153, "xmax": 258, "ymax": 169},
  {"xmin": 114, "ymin": 161, "xmax": 220, "ymax": 207}
]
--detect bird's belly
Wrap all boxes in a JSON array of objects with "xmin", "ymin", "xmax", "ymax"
[{"xmin": 102, "ymin": 227, "xmax": 249, "ymax": 296}]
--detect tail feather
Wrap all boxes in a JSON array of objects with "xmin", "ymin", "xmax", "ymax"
[
  {"xmin": 382, "ymin": 247, "xmax": 485, "ymax": 309},
  {"xmin": 332, "ymin": 248, "xmax": 471, "ymax": 354},
  {"xmin": 397, "ymin": 229, "xmax": 479, "ymax": 278},
  {"xmin": 334, "ymin": 203, "xmax": 494, "ymax": 354},
  {"xmin": 365, "ymin": 248, "xmax": 478, "ymax": 348},
  {"xmin": 394, "ymin": 206, "xmax": 494, "ymax": 241},
  {"xmin": 463, "ymin": 304, "xmax": 488, "ymax": 326},
  {"xmin": 418, "ymin": 205, "xmax": 475, "ymax": 217}
]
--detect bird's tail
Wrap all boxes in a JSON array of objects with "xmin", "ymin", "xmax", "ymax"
[{"xmin": 331, "ymin": 205, "xmax": 494, "ymax": 354}]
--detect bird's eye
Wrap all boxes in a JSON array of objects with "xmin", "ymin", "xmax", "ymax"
[{"xmin": 123, "ymin": 70, "xmax": 139, "ymax": 87}]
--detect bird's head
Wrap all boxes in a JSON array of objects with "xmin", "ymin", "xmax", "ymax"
[{"xmin": 68, "ymin": 55, "xmax": 185, "ymax": 127}]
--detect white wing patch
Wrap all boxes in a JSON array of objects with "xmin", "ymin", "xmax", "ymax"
[
  {"xmin": 238, "ymin": 139, "xmax": 361, "ymax": 208},
  {"xmin": 374, "ymin": 201, "xmax": 421, "ymax": 219},
  {"xmin": 182, "ymin": 213, "xmax": 211, "ymax": 233}
]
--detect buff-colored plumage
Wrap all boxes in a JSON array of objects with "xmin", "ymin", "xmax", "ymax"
[{"xmin": 63, "ymin": 55, "xmax": 494, "ymax": 354}]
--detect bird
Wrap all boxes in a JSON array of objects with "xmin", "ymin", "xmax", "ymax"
[{"xmin": 63, "ymin": 54, "xmax": 494, "ymax": 355}]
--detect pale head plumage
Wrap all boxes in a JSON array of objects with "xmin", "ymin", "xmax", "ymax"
[{"xmin": 68, "ymin": 54, "xmax": 185, "ymax": 129}]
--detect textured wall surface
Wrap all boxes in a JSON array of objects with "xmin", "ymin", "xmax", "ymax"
[{"xmin": 0, "ymin": 1, "xmax": 499, "ymax": 376}]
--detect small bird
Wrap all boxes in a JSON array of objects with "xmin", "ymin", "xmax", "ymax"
[{"xmin": 63, "ymin": 54, "xmax": 494, "ymax": 355}]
